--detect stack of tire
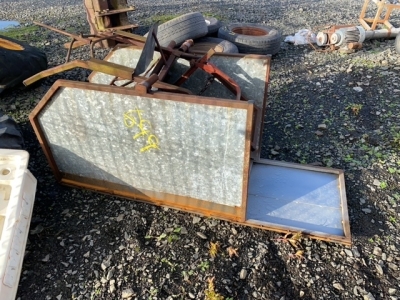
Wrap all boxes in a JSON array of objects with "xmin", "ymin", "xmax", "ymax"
[{"xmin": 151, "ymin": 12, "xmax": 282, "ymax": 56}]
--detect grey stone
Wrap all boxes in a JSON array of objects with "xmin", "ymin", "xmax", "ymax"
[
  {"xmin": 106, "ymin": 267, "xmax": 115, "ymax": 280},
  {"xmin": 271, "ymin": 149, "xmax": 279, "ymax": 155},
  {"xmin": 239, "ymin": 269, "xmax": 247, "ymax": 279},
  {"xmin": 364, "ymin": 292, "xmax": 375, "ymax": 300},
  {"xmin": 373, "ymin": 247, "xmax": 382, "ymax": 256},
  {"xmin": 373, "ymin": 179, "xmax": 381, "ymax": 186},
  {"xmin": 344, "ymin": 249, "xmax": 353, "ymax": 257},
  {"xmin": 389, "ymin": 288, "xmax": 397, "ymax": 295},
  {"xmin": 315, "ymin": 130, "xmax": 323, "ymax": 136},
  {"xmin": 42, "ymin": 254, "xmax": 50, "ymax": 262},
  {"xmin": 375, "ymin": 264, "xmax": 384, "ymax": 275},
  {"xmin": 196, "ymin": 232, "xmax": 207, "ymax": 239},
  {"xmin": 333, "ymin": 282, "xmax": 344, "ymax": 290},
  {"xmin": 192, "ymin": 216, "xmax": 201, "ymax": 224},
  {"xmin": 122, "ymin": 288, "xmax": 134, "ymax": 298},
  {"xmin": 354, "ymin": 286, "xmax": 359, "ymax": 296},
  {"xmin": 352, "ymin": 247, "xmax": 361, "ymax": 258}
]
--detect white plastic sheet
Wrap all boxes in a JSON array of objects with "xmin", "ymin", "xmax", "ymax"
[{"xmin": 284, "ymin": 29, "xmax": 317, "ymax": 45}]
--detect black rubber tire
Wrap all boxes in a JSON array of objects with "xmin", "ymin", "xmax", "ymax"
[
  {"xmin": 395, "ymin": 33, "xmax": 400, "ymax": 54},
  {"xmin": 0, "ymin": 34, "xmax": 47, "ymax": 94},
  {"xmin": 153, "ymin": 12, "xmax": 208, "ymax": 47},
  {"xmin": 190, "ymin": 37, "xmax": 238, "ymax": 53},
  {"xmin": 204, "ymin": 17, "xmax": 222, "ymax": 36},
  {"xmin": 0, "ymin": 110, "xmax": 24, "ymax": 149},
  {"xmin": 218, "ymin": 23, "xmax": 282, "ymax": 55}
]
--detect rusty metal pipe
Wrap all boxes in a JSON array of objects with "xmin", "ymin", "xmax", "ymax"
[{"xmin": 364, "ymin": 27, "xmax": 400, "ymax": 39}]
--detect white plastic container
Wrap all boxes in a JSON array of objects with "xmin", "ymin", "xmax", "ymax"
[{"xmin": 0, "ymin": 149, "xmax": 37, "ymax": 300}]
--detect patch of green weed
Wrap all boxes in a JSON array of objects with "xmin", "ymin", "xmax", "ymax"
[{"xmin": 0, "ymin": 25, "xmax": 38, "ymax": 41}]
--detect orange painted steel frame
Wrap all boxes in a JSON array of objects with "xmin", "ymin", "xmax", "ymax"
[{"xmin": 29, "ymin": 80, "xmax": 254, "ymax": 223}]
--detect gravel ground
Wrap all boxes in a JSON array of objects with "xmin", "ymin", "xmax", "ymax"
[{"xmin": 1, "ymin": 0, "xmax": 400, "ymax": 299}]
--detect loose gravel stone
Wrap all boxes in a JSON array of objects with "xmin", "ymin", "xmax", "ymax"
[
  {"xmin": 345, "ymin": 249, "xmax": 353, "ymax": 257},
  {"xmin": 192, "ymin": 216, "xmax": 201, "ymax": 224},
  {"xmin": 315, "ymin": 130, "xmax": 323, "ymax": 136},
  {"xmin": 364, "ymin": 293, "xmax": 375, "ymax": 300},
  {"xmin": 373, "ymin": 247, "xmax": 382, "ymax": 256},
  {"xmin": 106, "ymin": 267, "xmax": 115, "ymax": 280},
  {"xmin": 271, "ymin": 149, "xmax": 279, "ymax": 155},
  {"xmin": 121, "ymin": 288, "xmax": 134, "ymax": 298},
  {"xmin": 196, "ymin": 232, "xmax": 207, "ymax": 239},
  {"xmin": 388, "ymin": 288, "xmax": 397, "ymax": 295},
  {"xmin": 42, "ymin": 255, "xmax": 50, "ymax": 262},
  {"xmin": 375, "ymin": 264, "xmax": 384, "ymax": 275},
  {"xmin": 333, "ymin": 283, "xmax": 344, "ymax": 290}
]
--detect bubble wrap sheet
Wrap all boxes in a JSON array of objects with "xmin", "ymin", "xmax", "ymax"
[{"xmin": 38, "ymin": 87, "xmax": 249, "ymax": 207}]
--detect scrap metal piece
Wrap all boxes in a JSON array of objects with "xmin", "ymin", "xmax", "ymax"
[
  {"xmin": 23, "ymin": 57, "xmax": 192, "ymax": 95},
  {"xmin": 317, "ymin": 1, "xmax": 400, "ymax": 52},
  {"xmin": 133, "ymin": 23, "xmax": 158, "ymax": 76},
  {"xmin": 348, "ymin": 42, "xmax": 363, "ymax": 50},
  {"xmin": 174, "ymin": 48, "xmax": 245, "ymax": 101},
  {"xmin": 318, "ymin": 24, "xmax": 400, "ymax": 49},
  {"xmin": 178, "ymin": 39, "xmax": 194, "ymax": 52},
  {"xmin": 316, "ymin": 32, "xmax": 328, "ymax": 46},
  {"xmin": 23, "ymin": 58, "xmax": 134, "ymax": 86}
]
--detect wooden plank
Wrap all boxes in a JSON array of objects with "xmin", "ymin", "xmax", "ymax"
[{"xmin": 95, "ymin": 7, "xmax": 135, "ymax": 17}]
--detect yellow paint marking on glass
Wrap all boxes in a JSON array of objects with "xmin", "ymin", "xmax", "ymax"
[
  {"xmin": 133, "ymin": 130, "xmax": 150, "ymax": 140},
  {"xmin": 123, "ymin": 108, "xmax": 160, "ymax": 153},
  {"xmin": 140, "ymin": 135, "xmax": 160, "ymax": 152},
  {"xmin": 123, "ymin": 110, "xmax": 138, "ymax": 128}
]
